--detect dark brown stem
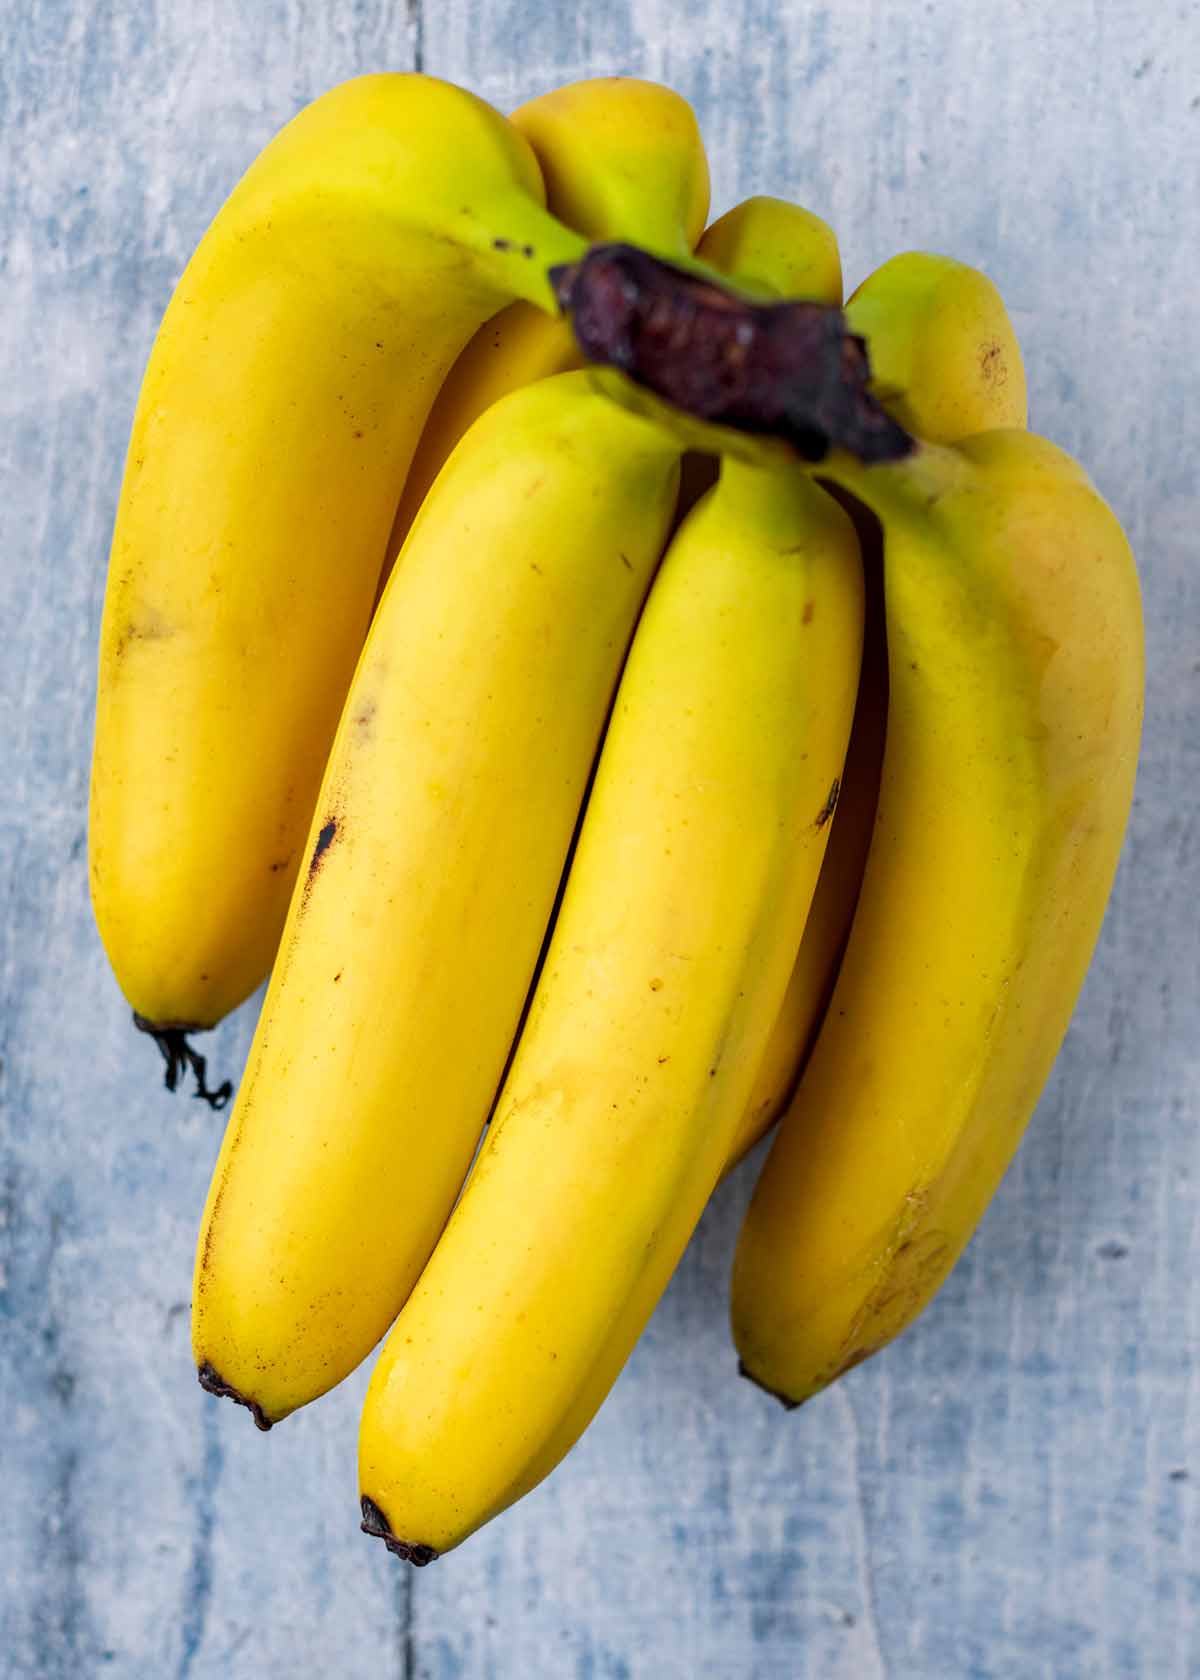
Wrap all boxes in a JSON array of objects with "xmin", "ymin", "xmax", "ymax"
[
  {"xmin": 550, "ymin": 243, "xmax": 914, "ymax": 465},
  {"xmin": 132, "ymin": 1013, "xmax": 233, "ymax": 1111}
]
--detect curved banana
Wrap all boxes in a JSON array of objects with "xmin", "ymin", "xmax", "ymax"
[
  {"xmin": 731, "ymin": 427, "xmax": 1143, "ymax": 1405},
  {"xmin": 89, "ymin": 74, "xmax": 586, "ymax": 1078},
  {"xmin": 380, "ymin": 76, "xmax": 711, "ymax": 583},
  {"xmin": 358, "ymin": 455, "xmax": 864, "ymax": 1563},
  {"xmin": 191, "ymin": 374, "xmax": 682, "ymax": 1428},
  {"xmin": 726, "ymin": 249, "xmax": 1031, "ymax": 1164}
]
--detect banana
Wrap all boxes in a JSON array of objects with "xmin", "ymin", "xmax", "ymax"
[
  {"xmin": 380, "ymin": 77, "xmax": 711, "ymax": 585},
  {"xmin": 695, "ymin": 194, "xmax": 842, "ymax": 302},
  {"xmin": 731, "ymin": 427, "xmax": 1143, "ymax": 1406},
  {"xmin": 725, "ymin": 249, "xmax": 1031, "ymax": 1164},
  {"xmin": 89, "ymin": 74, "xmax": 587, "ymax": 1088},
  {"xmin": 844, "ymin": 250, "xmax": 1028, "ymax": 442},
  {"xmin": 725, "ymin": 523, "xmax": 887, "ymax": 1167},
  {"xmin": 190, "ymin": 372, "xmax": 683, "ymax": 1428},
  {"xmin": 357, "ymin": 453, "xmax": 864, "ymax": 1563},
  {"xmin": 512, "ymin": 75, "xmax": 708, "ymax": 257}
]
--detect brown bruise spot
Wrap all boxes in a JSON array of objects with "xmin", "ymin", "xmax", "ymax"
[
  {"xmin": 826, "ymin": 1344, "xmax": 879, "ymax": 1384},
  {"xmin": 831, "ymin": 1214, "xmax": 954, "ymax": 1381},
  {"xmin": 979, "ymin": 340, "xmax": 1008, "ymax": 388},
  {"xmin": 360, "ymin": 1496, "xmax": 439, "ymax": 1566},
  {"xmin": 815, "ymin": 778, "xmax": 841, "ymax": 828},
  {"xmin": 802, "ymin": 599, "xmax": 815, "ymax": 625},
  {"xmin": 112, "ymin": 610, "xmax": 173, "ymax": 663},
  {"xmin": 196, "ymin": 1361, "xmax": 274, "ymax": 1432},
  {"xmin": 867, "ymin": 1226, "xmax": 954, "ymax": 1326}
]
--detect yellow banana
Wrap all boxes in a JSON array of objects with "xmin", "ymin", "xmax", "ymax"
[
  {"xmin": 731, "ymin": 427, "xmax": 1143, "ymax": 1405},
  {"xmin": 726, "ymin": 248, "xmax": 1030, "ymax": 1164},
  {"xmin": 726, "ymin": 527, "xmax": 887, "ymax": 1167},
  {"xmin": 380, "ymin": 76, "xmax": 711, "ymax": 584},
  {"xmin": 357, "ymin": 455, "xmax": 864, "ymax": 1563},
  {"xmin": 89, "ymin": 74, "xmax": 587, "ymax": 1089},
  {"xmin": 513, "ymin": 76, "xmax": 708, "ymax": 254},
  {"xmin": 844, "ymin": 250, "xmax": 1029, "ymax": 442},
  {"xmin": 696, "ymin": 194, "xmax": 842, "ymax": 302},
  {"xmin": 191, "ymin": 374, "xmax": 682, "ymax": 1428}
]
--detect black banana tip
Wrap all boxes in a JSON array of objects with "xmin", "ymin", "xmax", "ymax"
[
  {"xmin": 359, "ymin": 1496, "xmax": 439, "ymax": 1566},
  {"xmin": 736, "ymin": 1357, "xmax": 805, "ymax": 1411},
  {"xmin": 196, "ymin": 1361, "xmax": 274, "ymax": 1431}
]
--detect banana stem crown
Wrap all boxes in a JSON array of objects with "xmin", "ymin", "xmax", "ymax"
[{"xmin": 550, "ymin": 242, "xmax": 914, "ymax": 463}]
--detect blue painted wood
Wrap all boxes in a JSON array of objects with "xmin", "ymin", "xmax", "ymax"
[{"xmin": 2, "ymin": 2, "xmax": 1197, "ymax": 1676}]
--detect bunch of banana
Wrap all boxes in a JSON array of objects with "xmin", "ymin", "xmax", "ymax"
[
  {"xmin": 355, "ymin": 244, "xmax": 1049, "ymax": 1561},
  {"xmin": 89, "ymin": 71, "xmax": 1142, "ymax": 1564}
]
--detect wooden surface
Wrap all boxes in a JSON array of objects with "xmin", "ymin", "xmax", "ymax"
[{"xmin": 2, "ymin": 2, "xmax": 1197, "ymax": 1674}]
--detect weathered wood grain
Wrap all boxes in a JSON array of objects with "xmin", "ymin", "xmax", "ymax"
[{"xmin": 1, "ymin": 1, "xmax": 1197, "ymax": 1675}]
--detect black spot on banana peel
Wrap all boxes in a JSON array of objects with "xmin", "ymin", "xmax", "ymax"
[
  {"xmin": 550, "ymin": 243, "xmax": 915, "ymax": 464},
  {"xmin": 196, "ymin": 1360, "xmax": 274, "ymax": 1431},
  {"xmin": 293, "ymin": 815, "xmax": 342, "ymax": 922},
  {"xmin": 132, "ymin": 1013, "xmax": 233, "ymax": 1111},
  {"xmin": 359, "ymin": 1496, "xmax": 439, "ymax": 1567},
  {"xmin": 815, "ymin": 778, "xmax": 841, "ymax": 828},
  {"xmin": 307, "ymin": 817, "xmax": 338, "ymax": 882},
  {"xmin": 491, "ymin": 236, "xmax": 535, "ymax": 258}
]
